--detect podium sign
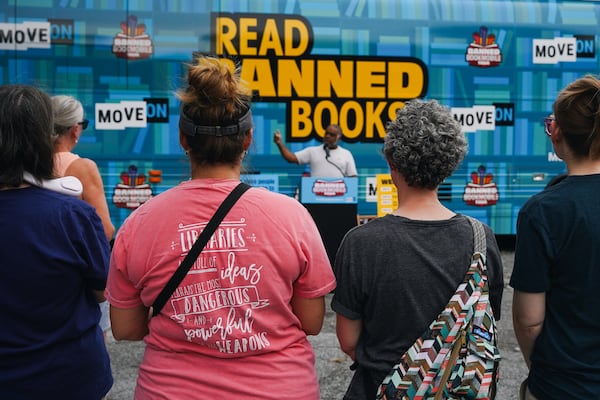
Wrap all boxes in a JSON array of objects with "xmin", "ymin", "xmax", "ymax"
[
  {"xmin": 300, "ymin": 176, "xmax": 359, "ymax": 264},
  {"xmin": 300, "ymin": 177, "xmax": 358, "ymax": 204},
  {"xmin": 241, "ymin": 174, "xmax": 279, "ymax": 192}
]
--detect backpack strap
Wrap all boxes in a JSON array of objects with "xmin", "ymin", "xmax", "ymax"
[{"xmin": 467, "ymin": 215, "xmax": 486, "ymax": 264}]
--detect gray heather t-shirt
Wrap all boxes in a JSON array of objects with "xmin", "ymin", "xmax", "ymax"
[{"xmin": 331, "ymin": 213, "xmax": 503, "ymax": 400}]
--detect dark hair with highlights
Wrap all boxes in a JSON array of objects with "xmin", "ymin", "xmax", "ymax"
[
  {"xmin": 0, "ymin": 84, "xmax": 55, "ymax": 187},
  {"xmin": 176, "ymin": 56, "xmax": 252, "ymax": 165},
  {"xmin": 384, "ymin": 99, "xmax": 467, "ymax": 190}
]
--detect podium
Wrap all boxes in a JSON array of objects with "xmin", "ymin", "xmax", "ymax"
[{"xmin": 300, "ymin": 177, "xmax": 358, "ymax": 265}]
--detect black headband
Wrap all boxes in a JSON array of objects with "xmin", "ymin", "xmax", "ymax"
[{"xmin": 179, "ymin": 108, "xmax": 253, "ymax": 137}]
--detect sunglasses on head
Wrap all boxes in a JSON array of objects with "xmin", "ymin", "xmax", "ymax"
[
  {"xmin": 543, "ymin": 114, "xmax": 554, "ymax": 137},
  {"xmin": 78, "ymin": 119, "xmax": 89, "ymax": 130}
]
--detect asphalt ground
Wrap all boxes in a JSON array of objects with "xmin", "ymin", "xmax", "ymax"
[{"xmin": 105, "ymin": 250, "xmax": 527, "ymax": 399}]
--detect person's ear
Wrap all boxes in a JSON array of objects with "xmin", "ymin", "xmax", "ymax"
[
  {"xmin": 242, "ymin": 128, "xmax": 253, "ymax": 151},
  {"xmin": 179, "ymin": 130, "xmax": 190, "ymax": 152},
  {"xmin": 550, "ymin": 124, "xmax": 562, "ymax": 145},
  {"xmin": 71, "ymin": 125, "xmax": 81, "ymax": 140}
]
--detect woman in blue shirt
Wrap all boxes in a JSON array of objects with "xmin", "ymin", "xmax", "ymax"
[{"xmin": 0, "ymin": 84, "xmax": 113, "ymax": 400}]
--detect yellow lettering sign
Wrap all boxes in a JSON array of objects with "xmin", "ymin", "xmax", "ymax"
[
  {"xmin": 212, "ymin": 13, "xmax": 312, "ymax": 57},
  {"xmin": 211, "ymin": 13, "xmax": 428, "ymax": 143}
]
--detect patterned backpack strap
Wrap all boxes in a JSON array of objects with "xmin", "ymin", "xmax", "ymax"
[
  {"xmin": 439, "ymin": 216, "xmax": 500, "ymax": 400},
  {"xmin": 467, "ymin": 215, "xmax": 486, "ymax": 261}
]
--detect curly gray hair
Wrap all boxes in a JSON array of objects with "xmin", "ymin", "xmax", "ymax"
[{"xmin": 384, "ymin": 99, "xmax": 467, "ymax": 190}]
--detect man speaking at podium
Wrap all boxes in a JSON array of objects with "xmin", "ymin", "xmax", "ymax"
[
  {"xmin": 273, "ymin": 124, "xmax": 357, "ymax": 177},
  {"xmin": 273, "ymin": 124, "xmax": 358, "ymax": 266}
]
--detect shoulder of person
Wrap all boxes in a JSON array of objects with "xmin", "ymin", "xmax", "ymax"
[
  {"xmin": 517, "ymin": 184, "xmax": 559, "ymax": 218},
  {"xmin": 247, "ymin": 185, "xmax": 301, "ymax": 206},
  {"xmin": 64, "ymin": 158, "xmax": 103, "ymax": 187},
  {"xmin": 335, "ymin": 145, "xmax": 353, "ymax": 154},
  {"xmin": 343, "ymin": 215, "xmax": 388, "ymax": 238},
  {"xmin": 67, "ymin": 157, "xmax": 100, "ymax": 174},
  {"xmin": 41, "ymin": 187, "xmax": 98, "ymax": 215}
]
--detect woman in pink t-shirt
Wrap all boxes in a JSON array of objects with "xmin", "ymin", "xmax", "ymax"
[{"xmin": 106, "ymin": 55, "xmax": 336, "ymax": 400}]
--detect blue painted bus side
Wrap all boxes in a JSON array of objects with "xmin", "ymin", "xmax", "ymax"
[{"xmin": 2, "ymin": 1, "xmax": 585, "ymax": 234}]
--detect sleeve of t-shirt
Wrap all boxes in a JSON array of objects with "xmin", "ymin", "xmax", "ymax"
[
  {"xmin": 330, "ymin": 227, "xmax": 363, "ymax": 320},
  {"xmin": 294, "ymin": 147, "xmax": 313, "ymax": 165},
  {"xmin": 345, "ymin": 151, "xmax": 358, "ymax": 177},
  {"xmin": 106, "ymin": 221, "xmax": 144, "ymax": 309},
  {"xmin": 510, "ymin": 208, "xmax": 552, "ymax": 293},
  {"xmin": 64, "ymin": 202, "xmax": 111, "ymax": 292},
  {"xmin": 290, "ymin": 203, "xmax": 337, "ymax": 298}
]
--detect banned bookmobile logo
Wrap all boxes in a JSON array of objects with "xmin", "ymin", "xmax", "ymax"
[
  {"xmin": 112, "ymin": 165, "xmax": 154, "ymax": 209},
  {"xmin": 312, "ymin": 180, "xmax": 347, "ymax": 197},
  {"xmin": 465, "ymin": 26, "xmax": 502, "ymax": 68},
  {"xmin": 463, "ymin": 165, "xmax": 499, "ymax": 207},
  {"xmin": 210, "ymin": 12, "xmax": 428, "ymax": 143},
  {"xmin": 112, "ymin": 15, "xmax": 153, "ymax": 59}
]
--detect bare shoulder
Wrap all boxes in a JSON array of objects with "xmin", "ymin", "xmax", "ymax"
[{"xmin": 65, "ymin": 157, "xmax": 101, "ymax": 178}]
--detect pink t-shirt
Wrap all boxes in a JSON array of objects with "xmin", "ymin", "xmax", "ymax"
[{"xmin": 107, "ymin": 179, "xmax": 336, "ymax": 400}]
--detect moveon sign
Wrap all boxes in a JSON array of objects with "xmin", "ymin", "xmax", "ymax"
[{"xmin": 0, "ymin": 21, "xmax": 51, "ymax": 50}]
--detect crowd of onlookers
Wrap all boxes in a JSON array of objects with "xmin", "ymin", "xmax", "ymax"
[{"xmin": 1, "ymin": 58, "xmax": 599, "ymax": 399}]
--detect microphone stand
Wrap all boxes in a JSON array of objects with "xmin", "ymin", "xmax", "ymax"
[{"xmin": 323, "ymin": 144, "xmax": 347, "ymax": 177}]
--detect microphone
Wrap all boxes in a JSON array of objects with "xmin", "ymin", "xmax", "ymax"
[{"xmin": 323, "ymin": 143, "xmax": 330, "ymax": 158}]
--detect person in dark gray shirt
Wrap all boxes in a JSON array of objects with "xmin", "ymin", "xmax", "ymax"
[{"xmin": 331, "ymin": 99, "xmax": 504, "ymax": 400}]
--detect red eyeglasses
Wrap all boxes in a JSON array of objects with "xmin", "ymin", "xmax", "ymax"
[{"xmin": 543, "ymin": 115, "xmax": 555, "ymax": 137}]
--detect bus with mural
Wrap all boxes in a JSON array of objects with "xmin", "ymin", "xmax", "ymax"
[{"xmin": 2, "ymin": 0, "xmax": 590, "ymax": 235}]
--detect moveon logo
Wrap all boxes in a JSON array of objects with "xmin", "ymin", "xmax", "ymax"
[
  {"xmin": 0, "ymin": 21, "xmax": 51, "ymax": 50},
  {"xmin": 531, "ymin": 36, "xmax": 597, "ymax": 64},
  {"xmin": 95, "ymin": 101, "xmax": 147, "ymax": 130},
  {"xmin": 452, "ymin": 106, "xmax": 495, "ymax": 133}
]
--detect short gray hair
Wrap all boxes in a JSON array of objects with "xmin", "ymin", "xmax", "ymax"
[
  {"xmin": 51, "ymin": 95, "xmax": 84, "ymax": 136},
  {"xmin": 384, "ymin": 99, "xmax": 467, "ymax": 190}
]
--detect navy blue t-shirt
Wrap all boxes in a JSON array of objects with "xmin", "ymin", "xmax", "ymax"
[
  {"xmin": 0, "ymin": 186, "xmax": 113, "ymax": 399},
  {"xmin": 511, "ymin": 174, "xmax": 600, "ymax": 399}
]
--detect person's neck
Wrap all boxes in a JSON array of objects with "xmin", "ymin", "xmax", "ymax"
[
  {"xmin": 55, "ymin": 139, "xmax": 75, "ymax": 153},
  {"xmin": 391, "ymin": 185, "xmax": 455, "ymax": 221},
  {"xmin": 566, "ymin": 158, "xmax": 600, "ymax": 176},
  {"xmin": 0, "ymin": 184, "xmax": 30, "ymax": 191},
  {"xmin": 190, "ymin": 162, "xmax": 241, "ymax": 180}
]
